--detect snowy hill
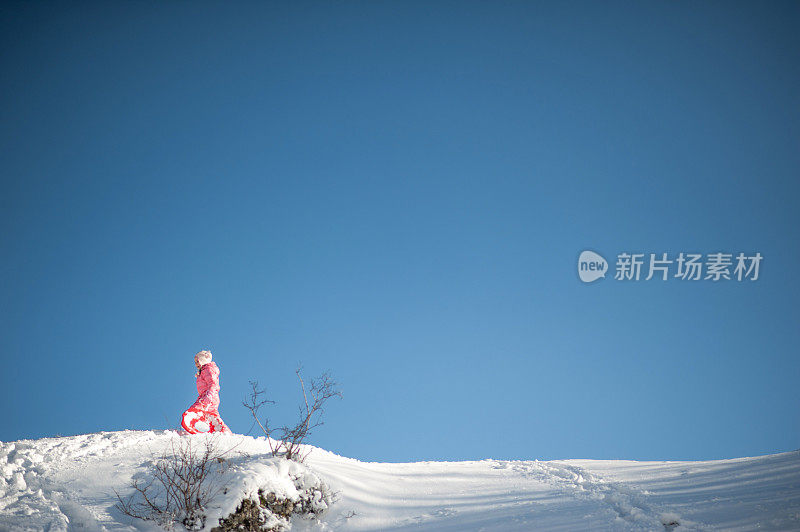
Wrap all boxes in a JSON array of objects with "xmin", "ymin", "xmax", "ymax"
[{"xmin": 1, "ymin": 430, "xmax": 799, "ymax": 531}]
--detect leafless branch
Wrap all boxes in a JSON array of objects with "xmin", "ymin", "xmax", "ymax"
[
  {"xmin": 242, "ymin": 367, "xmax": 341, "ymax": 462},
  {"xmin": 114, "ymin": 436, "xmax": 230, "ymax": 530}
]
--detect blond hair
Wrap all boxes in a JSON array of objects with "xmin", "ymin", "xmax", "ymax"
[{"xmin": 194, "ymin": 350, "xmax": 213, "ymax": 366}]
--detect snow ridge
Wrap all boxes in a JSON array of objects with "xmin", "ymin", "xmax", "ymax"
[{"xmin": 1, "ymin": 431, "xmax": 799, "ymax": 531}]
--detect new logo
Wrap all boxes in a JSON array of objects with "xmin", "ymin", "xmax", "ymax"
[{"xmin": 578, "ymin": 250, "xmax": 608, "ymax": 283}]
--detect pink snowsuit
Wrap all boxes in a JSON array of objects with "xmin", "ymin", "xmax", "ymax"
[{"xmin": 181, "ymin": 361, "xmax": 230, "ymax": 434}]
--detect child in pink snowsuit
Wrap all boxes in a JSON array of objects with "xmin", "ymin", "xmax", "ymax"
[{"xmin": 181, "ymin": 350, "xmax": 231, "ymax": 434}]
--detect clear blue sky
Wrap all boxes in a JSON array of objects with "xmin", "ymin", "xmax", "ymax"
[{"xmin": 1, "ymin": 1, "xmax": 798, "ymax": 462}]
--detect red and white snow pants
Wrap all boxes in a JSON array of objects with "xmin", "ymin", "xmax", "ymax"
[{"xmin": 181, "ymin": 405, "xmax": 230, "ymax": 434}]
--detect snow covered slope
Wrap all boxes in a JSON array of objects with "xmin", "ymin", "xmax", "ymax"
[{"xmin": 0, "ymin": 430, "xmax": 798, "ymax": 531}]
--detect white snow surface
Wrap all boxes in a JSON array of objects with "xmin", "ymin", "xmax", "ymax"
[{"xmin": 0, "ymin": 430, "xmax": 798, "ymax": 531}]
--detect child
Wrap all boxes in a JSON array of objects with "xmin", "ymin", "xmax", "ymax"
[{"xmin": 181, "ymin": 350, "xmax": 231, "ymax": 434}]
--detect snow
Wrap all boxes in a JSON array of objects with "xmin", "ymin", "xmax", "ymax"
[{"xmin": 0, "ymin": 430, "xmax": 798, "ymax": 531}]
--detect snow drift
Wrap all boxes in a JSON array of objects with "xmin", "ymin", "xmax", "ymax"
[{"xmin": 0, "ymin": 430, "xmax": 798, "ymax": 531}]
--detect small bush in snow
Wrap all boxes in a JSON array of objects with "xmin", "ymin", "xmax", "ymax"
[
  {"xmin": 212, "ymin": 464, "xmax": 335, "ymax": 531},
  {"xmin": 114, "ymin": 437, "xmax": 229, "ymax": 530},
  {"xmin": 243, "ymin": 367, "xmax": 341, "ymax": 462}
]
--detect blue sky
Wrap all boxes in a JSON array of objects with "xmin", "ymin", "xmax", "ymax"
[{"xmin": 1, "ymin": 1, "xmax": 798, "ymax": 462}]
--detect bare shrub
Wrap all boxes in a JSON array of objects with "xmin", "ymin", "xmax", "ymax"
[
  {"xmin": 114, "ymin": 436, "xmax": 230, "ymax": 530},
  {"xmin": 243, "ymin": 367, "xmax": 341, "ymax": 461}
]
